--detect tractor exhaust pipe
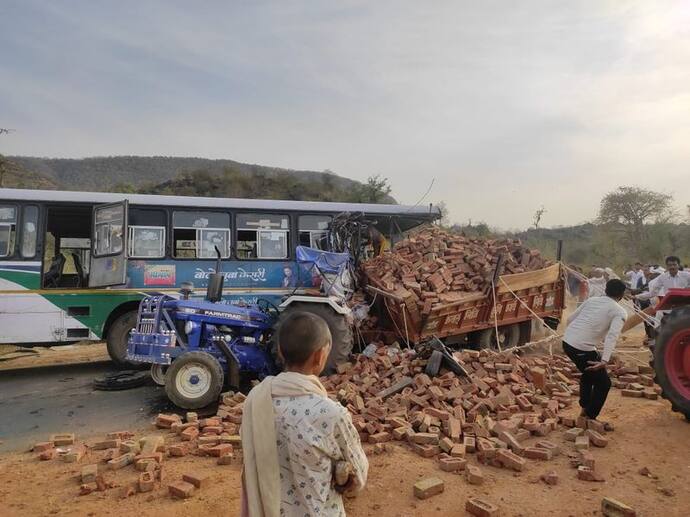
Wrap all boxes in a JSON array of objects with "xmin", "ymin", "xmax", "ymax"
[{"xmin": 206, "ymin": 246, "xmax": 224, "ymax": 302}]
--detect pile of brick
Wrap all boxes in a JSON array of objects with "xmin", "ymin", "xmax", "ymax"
[
  {"xmin": 361, "ymin": 228, "xmax": 551, "ymax": 319},
  {"xmin": 31, "ymin": 393, "xmax": 246, "ymax": 500},
  {"xmin": 324, "ymin": 346, "xmax": 577, "ymax": 473}
]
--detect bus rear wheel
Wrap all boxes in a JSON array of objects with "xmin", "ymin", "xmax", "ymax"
[
  {"xmin": 276, "ymin": 303, "xmax": 353, "ymax": 374},
  {"xmin": 106, "ymin": 311, "xmax": 139, "ymax": 368}
]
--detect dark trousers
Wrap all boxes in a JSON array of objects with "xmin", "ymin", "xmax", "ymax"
[{"xmin": 563, "ymin": 341, "xmax": 611, "ymax": 419}]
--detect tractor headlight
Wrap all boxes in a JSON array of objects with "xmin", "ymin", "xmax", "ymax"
[{"xmin": 184, "ymin": 321, "xmax": 197, "ymax": 335}]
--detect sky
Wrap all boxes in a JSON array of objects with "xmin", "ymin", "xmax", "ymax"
[{"xmin": 1, "ymin": 1, "xmax": 689, "ymax": 229}]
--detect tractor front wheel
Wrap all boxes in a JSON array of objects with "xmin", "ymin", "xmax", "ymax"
[
  {"xmin": 652, "ymin": 307, "xmax": 690, "ymax": 421},
  {"xmin": 165, "ymin": 352, "xmax": 224, "ymax": 409}
]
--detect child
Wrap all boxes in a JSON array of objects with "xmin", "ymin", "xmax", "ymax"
[{"xmin": 241, "ymin": 312, "xmax": 368, "ymax": 517}]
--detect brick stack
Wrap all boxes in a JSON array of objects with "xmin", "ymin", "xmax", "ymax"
[
  {"xmin": 362, "ymin": 227, "xmax": 552, "ymax": 314},
  {"xmin": 321, "ymin": 345, "xmax": 579, "ymax": 468}
]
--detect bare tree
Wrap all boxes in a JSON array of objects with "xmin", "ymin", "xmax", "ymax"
[{"xmin": 533, "ymin": 205, "xmax": 546, "ymax": 229}]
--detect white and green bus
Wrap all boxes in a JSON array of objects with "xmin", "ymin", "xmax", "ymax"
[{"xmin": 0, "ymin": 188, "xmax": 439, "ymax": 366}]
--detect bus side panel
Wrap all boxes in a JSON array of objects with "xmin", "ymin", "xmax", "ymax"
[{"xmin": 0, "ymin": 292, "xmax": 66, "ymax": 343}]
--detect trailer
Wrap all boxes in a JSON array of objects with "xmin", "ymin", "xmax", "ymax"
[{"xmin": 367, "ymin": 262, "xmax": 565, "ymax": 349}]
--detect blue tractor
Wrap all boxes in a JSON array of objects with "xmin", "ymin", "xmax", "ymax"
[{"xmin": 127, "ymin": 246, "xmax": 354, "ymax": 409}]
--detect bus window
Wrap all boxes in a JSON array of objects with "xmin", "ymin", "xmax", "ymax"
[
  {"xmin": 173, "ymin": 211, "xmax": 230, "ymax": 259},
  {"xmin": 298, "ymin": 215, "xmax": 331, "ymax": 250},
  {"xmin": 94, "ymin": 204, "xmax": 124, "ymax": 256},
  {"xmin": 128, "ymin": 208, "xmax": 166, "ymax": 258},
  {"xmin": 0, "ymin": 205, "xmax": 17, "ymax": 257},
  {"xmin": 20, "ymin": 205, "xmax": 39, "ymax": 258},
  {"xmin": 236, "ymin": 213, "xmax": 289, "ymax": 259}
]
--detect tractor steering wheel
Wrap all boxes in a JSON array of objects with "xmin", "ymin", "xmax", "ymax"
[{"xmin": 257, "ymin": 299, "xmax": 281, "ymax": 320}]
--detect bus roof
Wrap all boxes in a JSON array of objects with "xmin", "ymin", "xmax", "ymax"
[{"xmin": 0, "ymin": 188, "xmax": 440, "ymax": 224}]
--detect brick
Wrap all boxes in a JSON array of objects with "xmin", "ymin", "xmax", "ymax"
[
  {"xmin": 140, "ymin": 435, "xmax": 164, "ymax": 454},
  {"xmin": 139, "ymin": 471, "xmax": 155, "ymax": 493},
  {"xmin": 79, "ymin": 483, "xmax": 95, "ymax": 496},
  {"xmin": 534, "ymin": 440, "xmax": 560, "ymax": 456},
  {"xmin": 120, "ymin": 440, "xmax": 141, "ymax": 454},
  {"xmin": 466, "ymin": 497, "xmax": 499, "ymax": 517},
  {"xmin": 217, "ymin": 453, "xmax": 234, "ymax": 465},
  {"xmin": 156, "ymin": 413, "xmax": 181, "ymax": 429},
  {"xmin": 33, "ymin": 442, "xmax": 54, "ymax": 453},
  {"xmin": 465, "ymin": 464, "xmax": 484, "ymax": 484},
  {"xmin": 439, "ymin": 457, "xmax": 466, "ymax": 472},
  {"xmin": 203, "ymin": 426, "xmax": 223, "ymax": 435},
  {"xmin": 564, "ymin": 427, "xmax": 584, "ymax": 441},
  {"xmin": 81, "ymin": 464, "xmax": 98, "ymax": 483},
  {"xmin": 182, "ymin": 472, "xmax": 210, "ymax": 489},
  {"xmin": 93, "ymin": 439, "xmax": 120, "ymax": 450},
  {"xmin": 198, "ymin": 436, "xmax": 221, "ymax": 445},
  {"xmin": 412, "ymin": 432, "xmax": 439, "ymax": 445},
  {"xmin": 136, "ymin": 459, "xmax": 158, "ymax": 472},
  {"xmin": 578, "ymin": 451, "xmax": 596, "ymax": 469},
  {"xmin": 412, "ymin": 444, "xmax": 440, "ymax": 458},
  {"xmin": 575, "ymin": 416, "xmax": 588, "ymax": 429},
  {"xmin": 102, "ymin": 448, "xmax": 120, "ymax": 462},
  {"xmin": 496, "ymin": 449, "xmax": 525, "ymax": 471},
  {"xmin": 601, "ymin": 497, "xmax": 637, "ymax": 517},
  {"xmin": 575, "ymin": 435, "xmax": 590, "ymax": 450},
  {"xmin": 186, "ymin": 412, "xmax": 198, "ymax": 423},
  {"xmin": 168, "ymin": 480, "xmax": 195, "ymax": 499},
  {"xmin": 369, "ymin": 432, "xmax": 392, "ymax": 444},
  {"xmin": 450, "ymin": 444, "xmax": 466, "ymax": 458},
  {"xmin": 106, "ymin": 431, "xmax": 135, "ymax": 440},
  {"xmin": 530, "ymin": 367, "xmax": 547, "ymax": 390},
  {"xmin": 62, "ymin": 444, "xmax": 87, "ymax": 463},
  {"xmin": 463, "ymin": 436, "xmax": 476, "ymax": 453},
  {"xmin": 50, "ymin": 433, "xmax": 75, "ymax": 446},
  {"xmin": 642, "ymin": 389, "xmax": 658, "ymax": 400},
  {"xmin": 392, "ymin": 427, "xmax": 409, "ymax": 440},
  {"xmin": 42, "ymin": 447, "xmax": 63, "ymax": 462},
  {"xmin": 413, "ymin": 477, "xmax": 444, "ymax": 499},
  {"xmin": 578, "ymin": 465, "xmax": 604, "ymax": 482},
  {"xmin": 586, "ymin": 430, "xmax": 608, "ymax": 448},
  {"xmin": 540, "ymin": 471, "xmax": 559, "ymax": 485},
  {"xmin": 108, "ymin": 452, "xmax": 135, "ymax": 470},
  {"xmin": 199, "ymin": 417, "xmax": 221, "ymax": 428},
  {"xmin": 439, "ymin": 436, "xmax": 454, "ymax": 454},
  {"xmin": 498, "ymin": 431, "xmax": 524, "ymax": 455},
  {"xmin": 621, "ymin": 389, "xmax": 643, "ymax": 398},
  {"xmin": 181, "ymin": 427, "xmax": 199, "ymax": 441},
  {"xmin": 209, "ymin": 444, "xmax": 234, "ymax": 457},
  {"xmin": 524, "ymin": 447, "xmax": 552, "ymax": 460},
  {"xmin": 168, "ymin": 443, "xmax": 190, "ymax": 457}
]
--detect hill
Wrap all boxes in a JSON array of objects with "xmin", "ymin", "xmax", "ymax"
[{"xmin": 2, "ymin": 155, "xmax": 396, "ymax": 203}]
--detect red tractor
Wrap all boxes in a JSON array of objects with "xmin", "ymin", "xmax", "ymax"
[{"xmin": 652, "ymin": 288, "xmax": 690, "ymax": 421}]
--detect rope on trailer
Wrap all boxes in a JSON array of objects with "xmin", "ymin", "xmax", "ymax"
[
  {"xmin": 490, "ymin": 277, "xmax": 502, "ymax": 352},
  {"xmin": 497, "ymin": 276, "xmax": 560, "ymax": 356}
]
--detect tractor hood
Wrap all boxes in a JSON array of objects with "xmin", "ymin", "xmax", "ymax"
[{"xmin": 172, "ymin": 299, "xmax": 270, "ymax": 323}]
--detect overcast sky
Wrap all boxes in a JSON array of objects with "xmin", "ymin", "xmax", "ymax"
[{"xmin": 1, "ymin": 1, "xmax": 688, "ymax": 229}]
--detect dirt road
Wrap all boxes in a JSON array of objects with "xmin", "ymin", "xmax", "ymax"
[{"xmin": 0, "ymin": 328, "xmax": 687, "ymax": 516}]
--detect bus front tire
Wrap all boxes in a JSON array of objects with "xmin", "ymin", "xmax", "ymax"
[{"xmin": 106, "ymin": 311, "xmax": 139, "ymax": 368}]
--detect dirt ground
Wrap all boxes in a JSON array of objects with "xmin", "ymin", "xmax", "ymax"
[
  {"xmin": 0, "ymin": 315, "xmax": 688, "ymax": 516},
  {"xmin": 0, "ymin": 342, "xmax": 110, "ymax": 371}
]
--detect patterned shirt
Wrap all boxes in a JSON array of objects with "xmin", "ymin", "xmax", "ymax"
[{"xmin": 272, "ymin": 393, "xmax": 368, "ymax": 517}]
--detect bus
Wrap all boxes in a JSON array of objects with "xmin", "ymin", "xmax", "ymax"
[{"xmin": 0, "ymin": 187, "xmax": 440, "ymax": 367}]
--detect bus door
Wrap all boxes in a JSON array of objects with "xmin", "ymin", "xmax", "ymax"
[{"xmin": 89, "ymin": 201, "xmax": 129, "ymax": 287}]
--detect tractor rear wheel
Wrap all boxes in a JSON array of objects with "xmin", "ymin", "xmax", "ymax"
[
  {"xmin": 275, "ymin": 303, "xmax": 353, "ymax": 374},
  {"xmin": 652, "ymin": 307, "xmax": 690, "ymax": 421},
  {"xmin": 165, "ymin": 351, "xmax": 224, "ymax": 409}
]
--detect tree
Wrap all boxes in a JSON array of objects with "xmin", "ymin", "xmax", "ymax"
[
  {"xmin": 436, "ymin": 201, "xmax": 450, "ymax": 228},
  {"xmin": 351, "ymin": 175, "xmax": 392, "ymax": 203},
  {"xmin": 533, "ymin": 205, "xmax": 546, "ymax": 229},
  {"xmin": 598, "ymin": 186, "xmax": 675, "ymax": 258}
]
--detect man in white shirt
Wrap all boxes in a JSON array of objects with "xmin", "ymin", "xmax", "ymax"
[
  {"xmin": 635, "ymin": 256, "xmax": 690, "ymax": 303},
  {"xmin": 563, "ymin": 279, "xmax": 628, "ymax": 423}
]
